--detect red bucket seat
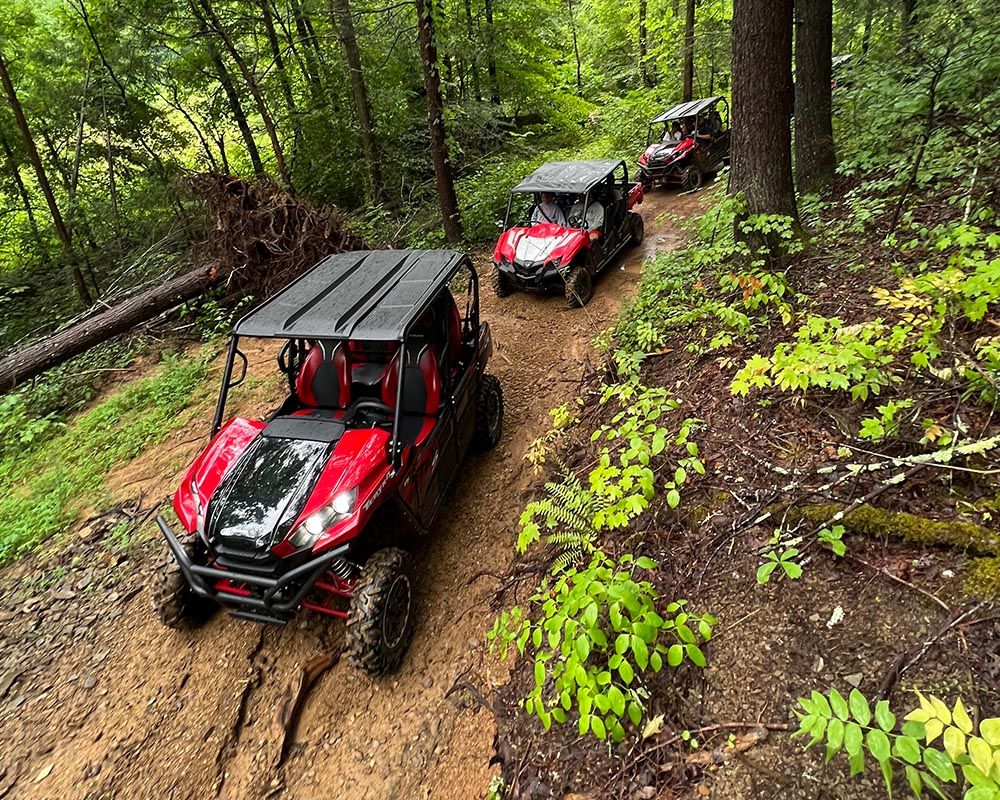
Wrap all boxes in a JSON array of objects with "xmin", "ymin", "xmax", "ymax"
[{"xmin": 381, "ymin": 340, "xmax": 442, "ymax": 447}]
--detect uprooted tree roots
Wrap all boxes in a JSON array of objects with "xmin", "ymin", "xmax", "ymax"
[{"xmin": 189, "ymin": 174, "xmax": 365, "ymax": 300}]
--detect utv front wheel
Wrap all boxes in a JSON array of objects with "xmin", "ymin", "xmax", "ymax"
[
  {"xmin": 492, "ymin": 268, "xmax": 514, "ymax": 298},
  {"xmin": 564, "ymin": 263, "xmax": 593, "ymax": 307},
  {"xmin": 153, "ymin": 534, "xmax": 216, "ymax": 629},
  {"xmin": 473, "ymin": 373, "xmax": 504, "ymax": 451},
  {"xmin": 347, "ymin": 548, "xmax": 415, "ymax": 676},
  {"xmin": 629, "ymin": 212, "xmax": 645, "ymax": 246},
  {"xmin": 681, "ymin": 165, "xmax": 703, "ymax": 192}
]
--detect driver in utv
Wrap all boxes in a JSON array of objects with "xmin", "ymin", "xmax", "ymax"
[{"xmin": 530, "ymin": 192, "xmax": 567, "ymax": 226}]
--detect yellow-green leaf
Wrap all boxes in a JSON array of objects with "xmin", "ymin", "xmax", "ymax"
[
  {"xmin": 969, "ymin": 737, "xmax": 994, "ymax": 776},
  {"xmin": 929, "ymin": 696, "xmax": 952, "ymax": 725},
  {"xmin": 924, "ymin": 717, "xmax": 944, "ymax": 745},
  {"xmin": 943, "ymin": 726, "xmax": 966, "ymax": 760},
  {"xmin": 981, "ymin": 719, "xmax": 1000, "ymax": 747},
  {"xmin": 953, "ymin": 698, "xmax": 974, "ymax": 735}
]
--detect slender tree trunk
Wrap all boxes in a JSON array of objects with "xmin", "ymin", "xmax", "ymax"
[
  {"xmin": 861, "ymin": 0, "xmax": 875, "ymax": 54},
  {"xmin": 102, "ymin": 87, "xmax": 122, "ymax": 237},
  {"xmin": 464, "ymin": 0, "xmax": 482, "ymax": 101},
  {"xmin": 568, "ymin": 0, "xmax": 582, "ymax": 94},
  {"xmin": 483, "ymin": 0, "xmax": 500, "ymax": 104},
  {"xmin": 198, "ymin": 16, "xmax": 267, "ymax": 182},
  {"xmin": 730, "ymin": 0, "xmax": 798, "ymax": 244},
  {"xmin": 261, "ymin": 0, "xmax": 302, "ymax": 147},
  {"xmin": 217, "ymin": 132, "xmax": 231, "ymax": 174},
  {"xmin": 166, "ymin": 84, "xmax": 220, "ymax": 171},
  {"xmin": 330, "ymin": 0, "xmax": 384, "ymax": 202},
  {"xmin": 639, "ymin": 0, "xmax": 651, "ymax": 87},
  {"xmin": 197, "ymin": 0, "xmax": 293, "ymax": 191},
  {"xmin": 794, "ymin": 0, "xmax": 836, "ymax": 194},
  {"xmin": 0, "ymin": 50, "xmax": 92, "ymax": 305},
  {"xmin": 415, "ymin": 0, "xmax": 462, "ymax": 242},
  {"xmin": 901, "ymin": 0, "xmax": 916, "ymax": 26},
  {"xmin": 682, "ymin": 0, "xmax": 695, "ymax": 101},
  {"xmin": 288, "ymin": 0, "xmax": 331, "ymax": 103},
  {"xmin": 0, "ymin": 129, "xmax": 45, "ymax": 256}
]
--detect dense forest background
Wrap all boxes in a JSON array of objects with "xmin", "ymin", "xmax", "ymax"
[{"xmin": 3, "ymin": 0, "xmax": 982, "ymax": 343}]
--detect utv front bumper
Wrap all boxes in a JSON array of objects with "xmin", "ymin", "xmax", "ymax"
[
  {"xmin": 496, "ymin": 259, "xmax": 566, "ymax": 291},
  {"xmin": 157, "ymin": 516, "xmax": 350, "ymax": 625}
]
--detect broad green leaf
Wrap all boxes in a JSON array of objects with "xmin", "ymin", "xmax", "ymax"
[
  {"xmin": 829, "ymin": 688, "xmax": 849, "ymax": 720},
  {"xmin": 875, "ymin": 700, "xmax": 896, "ymax": 732},
  {"xmin": 849, "ymin": 689, "xmax": 872, "ymax": 726},
  {"xmin": 969, "ymin": 737, "xmax": 994, "ymax": 777},
  {"xmin": 981, "ymin": 719, "xmax": 1000, "ymax": 747},
  {"xmin": 591, "ymin": 715, "xmax": 607, "ymax": 740},
  {"xmin": 922, "ymin": 747, "xmax": 957, "ymax": 783},
  {"xmin": 943, "ymin": 726, "xmax": 966, "ymax": 760},
  {"xmin": 826, "ymin": 719, "xmax": 845, "ymax": 763},
  {"xmin": 627, "ymin": 701, "xmax": 642, "ymax": 727},
  {"xmin": 619, "ymin": 659, "xmax": 634, "ymax": 685},
  {"xmin": 904, "ymin": 765, "xmax": 923, "ymax": 797},
  {"xmin": 667, "ymin": 644, "xmax": 684, "ymax": 667},
  {"xmin": 685, "ymin": 644, "xmax": 707, "ymax": 668},
  {"xmin": 953, "ymin": 698, "xmax": 974, "ymax": 735},
  {"xmin": 844, "ymin": 723, "xmax": 864, "ymax": 757},
  {"xmin": 810, "ymin": 691, "xmax": 832, "ymax": 718},
  {"xmin": 866, "ymin": 729, "xmax": 891, "ymax": 762},
  {"xmin": 894, "ymin": 735, "xmax": 922, "ymax": 764}
]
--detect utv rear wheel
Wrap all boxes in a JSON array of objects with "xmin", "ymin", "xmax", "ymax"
[
  {"xmin": 492, "ymin": 268, "xmax": 514, "ymax": 298},
  {"xmin": 564, "ymin": 263, "xmax": 593, "ymax": 307},
  {"xmin": 681, "ymin": 165, "xmax": 703, "ymax": 192},
  {"xmin": 347, "ymin": 548, "xmax": 415, "ymax": 676},
  {"xmin": 629, "ymin": 212, "xmax": 645, "ymax": 246},
  {"xmin": 153, "ymin": 534, "xmax": 216, "ymax": 629},
  {"xmin": 473, "ymin": 373, "xmax": 504, "ymax": 451}
]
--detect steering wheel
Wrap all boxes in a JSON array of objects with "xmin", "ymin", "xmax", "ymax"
[{"xmin": 344, "ymin": 399, "xmax": 393, "ymax": 427}]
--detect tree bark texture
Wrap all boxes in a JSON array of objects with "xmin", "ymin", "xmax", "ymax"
[
  {"xmin": 794, "ymin": 0, "xmax": 836, "ymax": 194},
  {"xmin": 682, "ymin": 0, "xmax": 695, "ymax": 101}
]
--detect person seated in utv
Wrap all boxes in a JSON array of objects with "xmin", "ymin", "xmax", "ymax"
[
  {"xmin": 661, "ymin": 121, "xmax": 682, "ymax": 143},
  {"xmin": 568, "ymin": 193, "xmax": 604, "ymax": 233},
  {"xmin": 530, "ymin": 192, "xmax": 567, "ymax": 226},
  {"xmin": 694, "ymin": 115, "xmax": 714, "ymax": 144}
]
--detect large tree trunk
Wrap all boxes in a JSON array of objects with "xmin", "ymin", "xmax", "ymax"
[
  {"xmin": 682, "ymin": 0, "xmax": 695, "ymax": 101},
  {"xmin": 200, "ymin": 18, "xmax": 267, "ymax": 182},
  {"xmin": 197, "ymin": 0, "xmax": 293, "ymax": 191},
  {"xmin": 415, "ymin": 0, "xmax": 462, "ymax": 242},
  {"xmin": 0, "ymin": 263, "xmax": 220, "ymax": 392},
  {"xmin": 483, "ymin": 0, "xmax": 500, "ymax": 104},
  {"xmin": 794, "ymin": 0, "xmax": 836, "ymax": 194},
  {"xmin": 330, "ymin": 0, "xmax": 384, "ymax": 202},
  {"xmin": 0, "ymin": 50, "xmax": 93, "ymax": 306},
  {"xmin": 730, "ymin": 0, "xmax": 798, "ymax": 240}
]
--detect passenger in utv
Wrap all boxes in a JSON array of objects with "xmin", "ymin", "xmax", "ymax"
[
  {"xmin": 530, "ymin": 192, "xmax": 567, "ymax": 227},
  {"xmin": 569, "ymin": 193, "xmax": 604, "ymax": 233},
  {"xmin": 662, "ymin": 121, "xmax": 682, "ymax": 143}
]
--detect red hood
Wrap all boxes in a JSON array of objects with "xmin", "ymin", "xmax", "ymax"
[
  {"xmin": 493, "ymin": 223, "xmax": 589, "ymax": 267},
  {"xmin": 638, "ymin": 137, "xmax": 694, "ymax": 165}
]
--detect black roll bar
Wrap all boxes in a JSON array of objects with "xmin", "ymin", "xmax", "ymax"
[{"xmin": 211, "ymin": 336, "xmax": 241, "ymax": 437}]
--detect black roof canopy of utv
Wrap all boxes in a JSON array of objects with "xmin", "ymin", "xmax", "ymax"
[
  {"xmin": 234, "ymin": 249, "xmax": 469, "ymax": 341},
  {"xmin": 512, "ymin": 160, "xmax": 626, "ymax": 194},
  {"xmin": 650, "ymin": 96, "xmax": 723, "ymax": 124}
]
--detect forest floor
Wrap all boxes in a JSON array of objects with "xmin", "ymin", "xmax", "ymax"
[{"xmin": 0, "ymin": 188, "xmax": 700, "ymax": 800}]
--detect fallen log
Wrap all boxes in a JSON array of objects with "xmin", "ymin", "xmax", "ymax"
[{"xmin": 0, "ymin": 262, "xmax": 220, "ymax": 392}]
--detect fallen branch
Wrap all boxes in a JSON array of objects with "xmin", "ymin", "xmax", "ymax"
[{"xmin": 270, "ymin": 649, "xmax": 340, "ymax": 769}]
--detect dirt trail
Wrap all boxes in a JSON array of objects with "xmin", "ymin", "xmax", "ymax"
[{"xmin": 0, "ymin": 189, "xmax": 700, "ymax": 800}]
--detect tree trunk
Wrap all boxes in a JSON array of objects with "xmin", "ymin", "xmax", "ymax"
[
  {"xmin": 730, "ymin": 0, "xmax": 798, "ymax": 240},
  {"xmin": 483, "ymin": 0, "xmax": 500, "ymax": 104},
  {"xmin": 102, "ymin": 87, "xmax": 122, "ymax": 237},
  {"xmin": 0, "ymin": 128, "xmax": 45, "ymax": 256},
  {"xmin": 260, "ymin": 0, "xmax": 302, "ymax": 148},
  {"xmin": 568, "ymin": 0, "xmax": 582, "ymax": 94},
  {"xmin": 861, "ymin": 0, "xmax": 875, "ymax": 54},
  {"xmin": 794, "ymin": 0, "xmax": 836, "ymax": 194},
  {"xmin": 0, "ymin": 263, "xmax": 221, "ymax": 392},
  {"xmin": 639, "ymin": 0, "xmax": 651, "ymax": 87},
  {"xmin": 415, "ymin": 0, "xmax": 462, "ymax": 242},
  {"xmin": 330, "ymin": 0, "xmax": 384, "ymax": 202},
  {"xmin": 0, "ymin": 50, "xmax": 92, "ymax": 306},
  {"xmin": 682, "ymin": 0, "xmax": 695, "ymax": 101},
  {"xmin": 200, "ymin": 17, "xmax": 267, "ymax": 182},
  {"xmin": 901, "ymin": 0, "xmax": 916, "ymax": 26},
  {"xmin": 197, "ymin": 0, "xmax": 293, "ymax": 191},
  {"xmin": 463, "ymin": 0, "xmax": 482, "ymax": 101}
]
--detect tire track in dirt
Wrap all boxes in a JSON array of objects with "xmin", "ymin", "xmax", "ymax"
[{"xmin": 0, "ymin": 188, "xmax": 701, "ymax": 800}]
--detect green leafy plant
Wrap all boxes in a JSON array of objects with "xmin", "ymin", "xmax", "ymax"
[
  {"xmin": 796, "ymin": 688, "xmax": 1000, "ymax": 799},
  {"xmin": 860, "ymin": 399, "xmax": 915, "ymax": 441},
  {"xmin": 756, "ymin": 545, "xmax": 803, "ymax": 584},
  {"xmin": 489, "ymin": 551, "xmax": 715, "ymax": 742}
]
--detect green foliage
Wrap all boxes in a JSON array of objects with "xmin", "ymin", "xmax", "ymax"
[
  {"xmin": 796, "ymin": 688, "xmax": 1000, "ymax": 799},
  {"xmin": 756, "ymin": 545, "xmax": 803, "ymax": 585},
  {"xmin": 488, "ymin": 551, "xmax": 715, "ymax": 742},
  {"xmin": 859, "ymin": 399, "xmax": 914, "ymax": 441},
  {"xmin": 0, "ymin": 355, "xmax": 207, "ymax": 562}
]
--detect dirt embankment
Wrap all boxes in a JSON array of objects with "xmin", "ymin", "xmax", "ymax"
[{"xmin": 0, "ymin": 189, "xmax": 702, "ymax": 800}]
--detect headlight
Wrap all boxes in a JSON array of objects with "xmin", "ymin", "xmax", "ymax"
[{"xmin": 289, "ymin": 487, "xmax": 358, "ymax": 548}]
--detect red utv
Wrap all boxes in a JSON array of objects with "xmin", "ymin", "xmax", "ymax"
[
  {"xmin": 491, "ymin": 160, "xmax": 644, "ymax": 307},
  {"xmin": 154, "ymin": 250, "xmax": 503, "ymax": 675},
  {"xmin": 636, "ymin": 96, "xmax": 731, "ymax": 192}
]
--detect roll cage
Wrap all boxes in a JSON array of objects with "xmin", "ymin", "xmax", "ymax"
[
  {"xmin": 644, "ymin": 96, "xmax": 730, "ymax": 147},
  {"xmin": 210, "ymin": 250, "xmax": 481, "ymax": 470},
  {"xmin": 502, "ymin": 160, "xmax": 631, "ymax": 231}
]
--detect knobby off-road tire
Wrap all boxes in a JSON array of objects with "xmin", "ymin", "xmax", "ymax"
[
  {"xmin": 491, "ymin": 268, "xmax": 514, "ymax": 298},
  {"xmin": 564, "ymin": 262, "xmax": 593, "ymax": 307},
  {"xmin": 153, "ymin": 533, "xmax": 216, "ymax": 629},
  {"xmin": 472, "ymin": 373, "xmax": 504, "ymax": 451},
  {"xmin": 681, "ymin": 165, "xmax": 703, "ymax": 192},
  {"xmin": 629, "ymin": 211, "xmax": 645, "ymax": 246},
  {"xmin": 346, "ymin": 548, "xmax": 415, "ymax": 676}
]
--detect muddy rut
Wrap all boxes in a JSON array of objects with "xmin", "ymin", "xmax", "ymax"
[{"xmin": 0, "ymin": 189, "xmax": 700, "ymax": 800}]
